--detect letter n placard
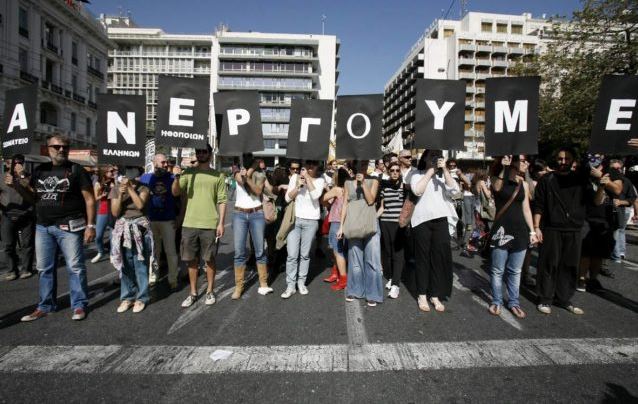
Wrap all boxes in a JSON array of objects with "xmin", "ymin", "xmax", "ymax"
[
  {"xmin": 589, "ymin": 75, "xmax": 638, "ymax": 155},
  {"xmin": 485, "ymin": 76, "xmax": 539, "ymax": 156},
  {"xmin": 97, "ymin": 94, "xmax": 146, "ymax": 166}
]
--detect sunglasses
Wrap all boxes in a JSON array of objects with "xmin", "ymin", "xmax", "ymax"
[
  {"xmin": 400, "ymin": 155, "xmax": 411, "ymax": 159},
  {"xmin": 48, "ymin": 145, "xmax": 70, "ymax": 151},
  {"xmin": 389, "ymin": 169, "xmax": 400, "ymax": 173},
  {"xmin": 448, "ymin": 165, "xmax": 457, "ymax": 168}
]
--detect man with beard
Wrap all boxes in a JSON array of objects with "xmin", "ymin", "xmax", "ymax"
[
  {"xmin": 172, "ymin": 144, "xmax": 227, "ymax": 308},
  {"xmin": 533, "ymin": 147, "xmax": 617, "ymax": 315},
  {"xmin": 140, "ymin": 154, "xmax": 179, "ymax": 290}
]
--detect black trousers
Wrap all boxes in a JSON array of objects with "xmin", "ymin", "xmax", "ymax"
[
  {"xmin": 379, "ymin": 220, "xmax": 406, "ymax": 286},
  {"xmin": 413, "ymin": 217, "xmax": 453, "ymax": 299},
  {"xmin": 0, "ymin": 213, "xmax": 35, "ymax": 275},
  {"xmin": 536, "ymin": 229, "xmax": 580, "ymax": 306}
]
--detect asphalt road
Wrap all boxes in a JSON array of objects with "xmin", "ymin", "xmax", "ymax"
[{"xmin": 1, "ymin": 214, "xmax": 637, "ymax": 403}]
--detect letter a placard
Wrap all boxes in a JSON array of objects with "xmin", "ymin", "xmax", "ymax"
[
  {"xmin": 214, "ymin": 91, "xmax": 263, "ymax": 155},
  {"xmin": 335, "ymin": 94, "xmax": 383, "ymax": 160},
  {"xmin": 485, "ymin": 77, "xmax": 539, "ymax": 156},
  {"xmin": 2, "ymin": 84, "xmax": 37, "ymax": 155},
  {"xmin": 97, "ymin": 94, "xmax": 146, "ymax": 166},
  {"xmin": 286, "ymin": 99, "xmax": 333, "ymax": 160},
  {"xmin": 156, "ymin": 76, "xmax": 210, "ymax": 149},
  {"xmin": 414, "ymin": 79, "xmax": 466, "ymax": 150},
  {"xmin": 589, "ymin": 75, "xmax": 638, "ymax": 155}
]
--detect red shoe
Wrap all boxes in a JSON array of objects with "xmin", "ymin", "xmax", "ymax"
[
  {"xmin": 323, "ymin": 266, "xmax": 339, "ymax": 283},
  {"xmin": 331, "ymin": 275, "xmax": 347, "ymax": 291}
]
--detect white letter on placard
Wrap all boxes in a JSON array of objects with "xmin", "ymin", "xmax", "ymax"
[
  {"xmin": 107, "ymin": 111, "xmax": 136, "ymax": 144},
  {"xmin": 300, "ymin": 118, "xmax": 321, "ymax": 142},
  {"xmin": 346, "ymin": 113, "xmax": 371, "ymax": 139},
  {"xmin": 169, "ymin": 98, "xmax": 195, "ymax": 127},
  {"xmin": 425, "ymin": 100, "xmax": 455, "ymax": 130},
  {"xmin": 495, "ymin": 100, "xmax": 528, "ymax": 133},
  {"xmin": 227, "ymin": 109, "xmax": 250, "ymax": 136},
  {"xmin": 7, "ymin": 103, "xmax": 27, "ymax": 133},
  {"xmin": 606, "ymin": 99, "xmax": 636, "ymax": 131}
]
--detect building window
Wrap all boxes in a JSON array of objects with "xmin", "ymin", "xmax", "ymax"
[
  {"xmin": 497, "ymin": 23, "xmax": 507, "ymax": 33},
  {"xmin": 481, "ymin": 22, "xmax": 492, "ymax": 32},
  {"xmin": 278, "ymin": 139, "xmax": 287, "ymax": 149},
  {"xmin": 72, "ymin": 75, "xmax": 78, "ymax": 93},
  {"xmin": 264, "ymin": 139, "xmax": 276, "ymax": 149},
  {"xmin": 511, "ymin": 24, "xmax": 523, "ymax": 35},
  {"xmin": 18, "ymin": 7, "xmax": 28, "ymax": 38},
  {"xmin": 70, "ymin": 113, "xmax": 77, "ymax": 132},
  {"xmin": 86, "ymin": 117, "xmax": 92, "ymax": 137},
  {"xmin": 72, "ymin": 41, "xmax": 78, "ymax": 65},
  {"xmin": 444, "ymin": 28, "xmax": 455, "ymax": 38},
  {"xmin": 18, "ymin": 48, "xmax": 28, "ymax": 71}
]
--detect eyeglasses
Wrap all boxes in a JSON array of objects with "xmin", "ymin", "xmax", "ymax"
[
  {"xmin": 48, "ymin": 145, "xmax": 70, "ymax": 151},
  {"xmin": 389, "ymin": 169, "xmax": 400, "ymax": 173},
  {"xmin": 448, "ymin": 165, "xmax": 457, "ymax": 169},
  {"xmin": 400, "ymin": 155, "xmax": 411, "ymax": 159}
]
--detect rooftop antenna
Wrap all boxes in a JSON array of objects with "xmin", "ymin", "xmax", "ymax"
[
  {"xmin": 321, "ymin": 14, "xmax": 327, "ymax": 35},
  {"xmin": 461, "ymin": 0, "xmax": 468, "ymax": 18},
  {"xmin": 118, "ymin": 5, "xmax": 123, "ymax": 17}
]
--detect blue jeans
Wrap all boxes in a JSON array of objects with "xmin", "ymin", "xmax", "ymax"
[
  {"xmin": 233, "ymin": 210, "xmax": 267, "ymax": 267},
  {"xmin": 120, "ymin": 232, "xmax": 151, "ymax": 304},
  {"xmin": 95, "ymin": 213, "xmax": 112, "ymax": 254},
  {"xmin": 490, "ymin": 247, "xmax": 526, "ymax": 308},
  {"xmin": 286, "ymin": 218, "xmax": 318, "ymax": 288},
  {"xmin": 36, "ymin": 225, "xmax": 88, "ymax": 312},
  {"xmin": 346, "ymin": 227, "xmax": 384, "ymax": 303},
  {"xmin": 612, "ymin": 207, "xmax": 631, "ymax": 260}
]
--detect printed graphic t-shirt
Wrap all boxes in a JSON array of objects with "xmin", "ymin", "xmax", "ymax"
[
  {"xmin": 139, "ymin": 172, "xmax": 177, "ymax": 221},
  {"xmin": 31, "ymin": 162, "xmax": 92, "ymax": 226}
]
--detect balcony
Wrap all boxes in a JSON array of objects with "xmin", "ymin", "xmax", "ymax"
[
  {"xmin": 475, "ymin": 73, "xmax": 490, "ymax": 80},
  {"xmin": 46, "ymin": 42, "xmax": 58, "ymax": 54},
  {"xmin": 475, "ymin": 115, "xmax": 485, "ymax": 123},
  {"xmin": 458, "ymin": 57, "xmax": 474, "ymax": 65},
  {"xmin": 492, "ymin": 60, "xmax": 508, "ymax": 68},
  {"xmin": 87, "ymin": 65, "xmax": 104, "ymax": 79},
  {"xmin": 509, "ymin": 47, "xmax": 524, "ymax": 55},
  {"xmin": 475, "ymin": 87, "xmax": 486, "ymax": 94},
  {"xmin": 73, "ymin": 93, "xmax": 86, "ymax": 104},
  {"xmin": 459, "ymin": 72, "xmax": 475, "ymax": 80},
  {"xmin": 20, "ymin": 70, "xmax": 38, "ymax": 84},
  {"xmin": 51, "ymin": 84, "xmax": 63, "ymax": 95},
  {"xmin": 475, "ymin": 101, "xmax": 485, "ymax": 109},
  {"xmin": 492, "ymin": 46, "xmax": 508, "ymax": 54},
  {"xmin": 476, "ymin": 45, "xmax": 492, "ymax": 53},
  {"xmin": 41, "ymin": 80, "xmax": 50, "ymax": 90},
  {"xmin": 476, "ymin": 58, "xmax": 491, "ymax": 66},
  {"xmin": 19, "ymin": 27, "xmax": 29, "ymax": 38},
  {"xmin": 65, "ymin": 90, "xmax": 72, "ymax": 98},
  {"xmin": 464, "ymin": 130, "xmax": 474, "ymax": 137},
  {"xmin": 458, "ymin": 44, "xmax": 475, "ymax": 52},
  {"xmin": 465, "ymin": 114, "xmax": 475, "ymax": 121},
  {"xmin": 466, "ymin": 87, "xmax": 475, "ymax": 94},
  {"xmin": 88, "ymin": 100, "xmax": 97, "ymax": 109}
]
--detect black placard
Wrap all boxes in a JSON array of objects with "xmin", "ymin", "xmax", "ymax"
[
  {"xmin": 589, "ymin": 75, "xmax": 638, "ymax": 155},
  {"xmin": 485, "ymin": 77, "xmax": 539, "ymax": 156},
  {"xmin": 214, "ymin": 91, "xmax": 263, "ymax": 155},
  {"xmin": 156, "ymin": 76, "xmax": 210, "ymax": 149},
  {"xmin": 2, "ymin": 84, "xmax": 37, "ymax": 155},
  {"xmin": 414, "ymin": 79, "xmax": 466, "ymax": 150},
  {"xmin": 286, "ymin": 99, "xmax": 333, "ymax": 160},
  {"xmin": 335, "ymin": 94, "xmax": 383, "ymax": 160},
  {"xmin": 96, "ymin": 94, "xmax": 146, "ymax": 166}
]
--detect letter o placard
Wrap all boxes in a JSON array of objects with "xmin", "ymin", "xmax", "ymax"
[{"xmin": 346, "ymin": 113, "xmax": 371, "ymax": 139}]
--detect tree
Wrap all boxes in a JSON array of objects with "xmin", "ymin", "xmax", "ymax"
[{"xmin": 510, "ymin": 0, "xmax": 638, "ymax": 159}]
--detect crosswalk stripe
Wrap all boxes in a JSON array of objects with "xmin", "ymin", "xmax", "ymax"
[{"xmin": 0, "ymin": 338, "xmax": 635, "ymax": 374}]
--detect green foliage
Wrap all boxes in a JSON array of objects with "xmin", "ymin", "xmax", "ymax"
[{"xmin": 509, "ymin": 0, "xmax": 638, "ymax": 159}]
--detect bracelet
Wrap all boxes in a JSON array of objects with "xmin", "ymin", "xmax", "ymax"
[
  {"xmin": 529, "ymin": 231, "xmax": 536, "ymax": 235},
  {"xmin": 87, "ymin": 224, "xmax": 96, "ymax": 229}
]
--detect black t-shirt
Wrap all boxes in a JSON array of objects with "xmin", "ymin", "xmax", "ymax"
[
  {"xmin": 31, "ymin": 162, "xmax": 92, "ymax": 226},
  {"xmin": 490, "ymin": 178, "xmax": 528, "ymax": 251}
]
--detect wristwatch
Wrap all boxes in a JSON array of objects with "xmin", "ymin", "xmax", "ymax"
[{"xmin": 87, "ymin": 224, "xmax": 96, "ymax": 229}]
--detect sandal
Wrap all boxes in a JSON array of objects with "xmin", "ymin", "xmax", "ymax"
[
  {"xmin": 488, "ymin": 304, "xmax": 501, "ymax": 316},
  {"xmin": 430, "ymin": 297, "xmax": 445, "ymax": 312},
  {"xmin": 510, "ymin": 306, "xmax": 526, "ymax": 319}
]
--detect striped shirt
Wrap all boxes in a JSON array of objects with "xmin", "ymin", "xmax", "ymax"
[{"xmin": 380, "ymin": 182, "xmax": 405, "ymax": 222}]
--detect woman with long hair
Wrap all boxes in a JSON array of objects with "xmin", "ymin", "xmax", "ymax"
[
  {"xmin": 488, "ymin": 155, "xmax": 538, "ymax": 318},
  {"xmin": 410, "ymin": 151, "xmax": 459, "ymax": 312},
  {"xmin": 91, "ymin": 165, "xmax": 117, "ymax": 263},
  {"xmin": 322, "ymin": 167, "xmax": 349, "ymax": 291}
]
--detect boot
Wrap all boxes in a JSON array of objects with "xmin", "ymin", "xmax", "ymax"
[
  {"xmin": 331, "ymin": 274, "xmax": 347, "ymax": 291},
  {"xmin": 323, "ymin": 265, "xmax": 339, "ymax": 283},
  {"xmin": 257, "ymin": 263, "xmax": 273, "ymax": 295},
  {"xmin": 232, "ymin": 266, "xmax": 246, "ymax": 300}
]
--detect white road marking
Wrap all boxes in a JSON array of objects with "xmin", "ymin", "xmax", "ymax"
[
  {"xmin": 620, "ymin": 260, "xmax": 638, "ymax": 272},
  {"xmin": 0, "ymin": 338, "xmax": 635, "ymax": 374}
]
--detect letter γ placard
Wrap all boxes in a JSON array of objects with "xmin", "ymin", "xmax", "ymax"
[{"xmin": 287, "ymin": 99, "xmax": 333, "ymax": 160}]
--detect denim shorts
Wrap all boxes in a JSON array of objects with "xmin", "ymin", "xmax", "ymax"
[{"xmin": 328, "ymin": 222, "xmax": 346, "ymax": 257}]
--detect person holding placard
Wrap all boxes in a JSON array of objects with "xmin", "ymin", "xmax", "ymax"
[
  {"xmin": 110, "ymin": 168, "xmax": 152, "ymax": 314},
  {"xmin": 281, "ymin": 160, "xmax": 325, "ymax": 299},
  {"xmin": 337, "ymin": 160, "xmax": 383, "ymax": 307},
  {"xmin": 172, "ymin": 144, "xmax": 227, "ymax": 308},
  {"xmin": 409, "ymin": 151, "xmax": 459, "ymax": 313},
  {"xmin": 232, "ymin": 156, "xmax": 273, "ymax": 299}
]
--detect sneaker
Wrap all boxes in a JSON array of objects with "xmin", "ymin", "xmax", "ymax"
[
  {"xmin": 4, "ymin": 272, "xmax": 18, "ymax": 281},
  {"xmin": 620, "ymin": 254, "xmax": 626, "ymax": 260},
  {"xmin": 132, "ymin": 301, "xmax": 146, "ymax": 313},
  {"xmin": 298, "ymin": 284, "xmax": 309, "ymax": 295},
  {"xmin": 204, "ymin": 292, "xmax": 216, "ymax": 305},
  {"xmin": 257, "ymin": 286, "xmax": 274, "ymax": 295},
  {"xmin": 18, "ymin": 271, "xmax": 33, "ymax": 279},
  {"xmin": 281, "ymin": 287, "xmax": 296, "ymax": 299},
  {"xmin": 600, "ymin": 267, "xmax": 615, "ymax": 278},
  {"xmin": 90, "ymin": 253, "xmax": 103, "ymax": 264},
  {"xmin": 367, "ymin": 301, "xmax": 377, "ymax": 307},
  {"xmin": 576, "ymin": 278, "xmax": 587, "ymax": 293},
  {"xmin": 385, "ymin": 280, "xmax": 392, "ymax": 290},
  {"xmin": 345, "ymin": 295, "xmax": 356, "ymax": 302},
  {"xmin": 564, "ymin": 305, "xmax": 584, "ymax": 315},
  {"xmin": 537, "ymin": 304, "xmax": 552, "ymax": 314},
  {"xmin": 388, "ymin": 285, "xmax": 400, "ymax": 299},
  {"xmin": 117, "ymin": 300, "xmax": 134, "ymax": 313},
  {"xmin": 71, "ymin": 308, "xmax": 86, "ymax": 321},
  {"xmin": 20, "ymin": 309, "xmax": 47, "ymax": 322},
  {"xmin": 417, "ymin": 295, "xmax": 430, "ymax": 312},
  {"xmin": 181, "ymin": 294, "xmax": 198, "ymax": 308}
]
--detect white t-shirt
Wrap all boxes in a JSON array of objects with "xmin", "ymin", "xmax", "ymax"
[
  {"xmin": 409, "ymin": 171, "xmax": 459, "ymax": 228},
  {"xmin": 285, "ymin": 174, "xmax": 325, "ymax": 220},
  {"xmin": 402, "ymin": 166, "xmax": 416, "ymax": 186},
  {"xmin": 235, "ymin": 182, "xmax": 262, "ymax": 209}
]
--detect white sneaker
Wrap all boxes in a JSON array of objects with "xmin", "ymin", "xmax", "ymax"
[
  {"xmin": 181, "ymin": 294, "xmax": 197, "ymax": 308},
  {"xmin": 281, "ymin": 287, "xmax": 296, "ymax": 299},
  {"xmin": 258, "ymin": 286, "xmax": 274, "ymax": 295},
  {"xmin": 385, "ymin": 280, "xmax": 392, "ymax": 290},
  {"xmin": 388, "ymin": 285, "xmax": 400, "ymax": 299},
  {"xmin": 205, "ymin": 292, "xmax": 216, "ymax": 305},
  {"xmin": 90, "ymin": 253, "xmax": 103, "ymax": 264},
  {"xmin": 298, "ymin": 284, "xmax": 309, "ymax": 295}
]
